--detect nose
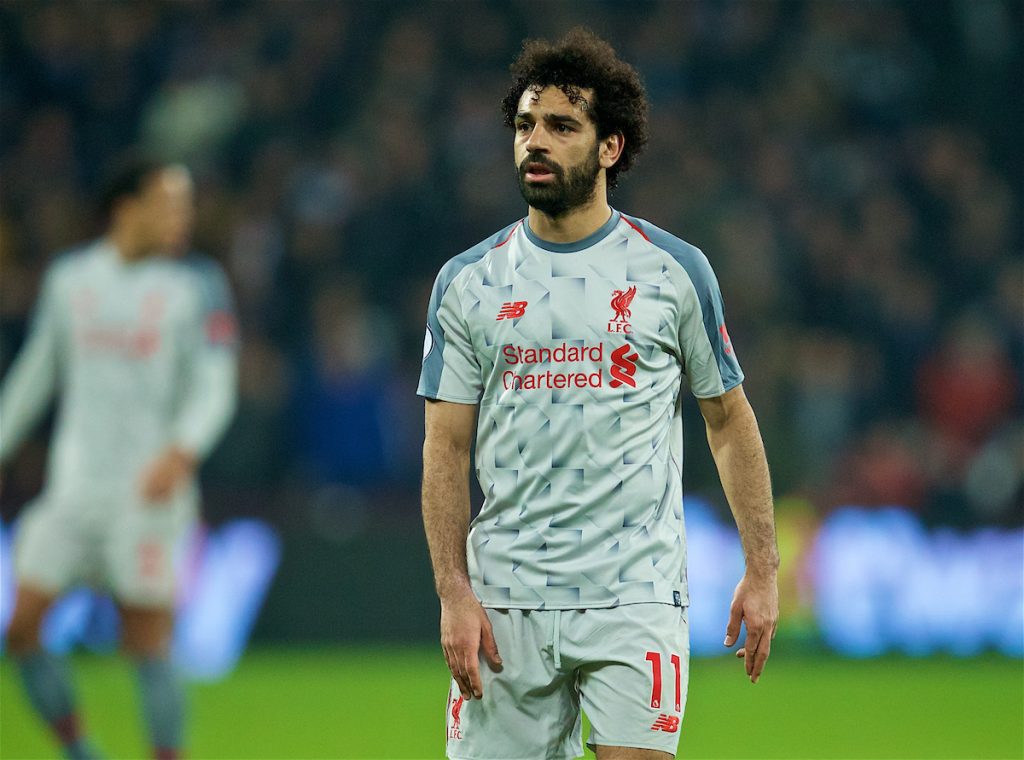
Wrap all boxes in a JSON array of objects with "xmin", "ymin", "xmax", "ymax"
[{"xmin": 523, "ymin": 123, "xmax": 549, "ymax": 153}]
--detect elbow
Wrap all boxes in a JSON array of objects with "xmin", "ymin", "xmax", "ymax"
[
  {"xmin": 422, "ymin": 433, "xmax": 473, "ymax": 474},
  {"xmin": 707, "ymin": 387, "xmax": 757, "ymax": 433},
  {"xmin": 423, "ymin": 436, "xmax": 471, "ymax": 462}
]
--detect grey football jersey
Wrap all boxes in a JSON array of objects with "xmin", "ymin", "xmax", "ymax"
[
  {"xmin": 0, "ymin": 241, "xmax": 238, "ymax": 506},
  {"xmin": 418, "ymin": 211, "xmax": 742, "ymax": 609}
]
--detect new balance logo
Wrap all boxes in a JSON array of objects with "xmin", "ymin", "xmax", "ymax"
[
  {"xmin": 609, "ymin": 344, "xmax": 639, "ymax": 388},
  {"xmin": 496, "ymin": 301, "xmax": 528, "ymax": 320},
  {"xmin": 651, "ymin": 714, "xmax": 680, "ymax": 733}
]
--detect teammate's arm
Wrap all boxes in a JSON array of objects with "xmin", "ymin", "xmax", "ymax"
[
  {"xmin": 0, "ymin": 268, "xmax": 62, "ymax": 468},
  {"xmin": 422, "ymin": 398, "xmax": 502, "ymax": 701},
  {"xmin": 166, "ymin": 327, "xmax": 238, "ymax": 459},
  {"xmin": 141, "ymin": 264, "xmax": 239, "ymax": 502},
  {"xmin": 697, "ymin": 385, "xmax": 778, "ymax": 684}
]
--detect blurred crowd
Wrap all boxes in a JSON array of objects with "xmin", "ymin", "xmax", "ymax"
[{"xmin": 1, "ymin": 1, "xmax": 1021, "ymax": 533}]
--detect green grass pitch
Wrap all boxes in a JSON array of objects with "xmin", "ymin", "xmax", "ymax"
[{"xmin": 1, "ymin": 648, "xmax": 1021, "ymax": 759}]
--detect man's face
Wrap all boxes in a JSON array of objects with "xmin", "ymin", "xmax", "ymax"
[
  {"xmin": 130, "ymin": 166, "xmax": 195, "ymax": 255},
  {"xmin": 514, "ymin": 86, "xmax": 602, "ymax": 218}
]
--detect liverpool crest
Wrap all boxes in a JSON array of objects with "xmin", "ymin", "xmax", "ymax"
[{"xmin": 608, "ymin": 285, "xmax": 636, "ymax": 334}]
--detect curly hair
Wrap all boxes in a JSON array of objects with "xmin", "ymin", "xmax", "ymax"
[{"xmin": 501, "ymin": 27, "xmax": 649, "ymax": 190}]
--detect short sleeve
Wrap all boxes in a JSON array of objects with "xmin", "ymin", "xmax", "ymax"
[
  {"xmin": 191, "ymin": 257, "xmax": 239, "ymax": 352},
  {"xmin": 417, "ymin": 266, "xmax": 483, "ymax": 403},
  {"xmin": 675, "ymin": 251, "xmax": 744, "ymax": 398}
]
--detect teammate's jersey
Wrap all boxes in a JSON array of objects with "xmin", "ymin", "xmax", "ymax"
[
  {"xmin": 418, "ymin": 211, "xmax": 743, "ymax": 609},
  {"xmin": 0, "ymin": 240, "xmax": 238, "ymax": 507}
]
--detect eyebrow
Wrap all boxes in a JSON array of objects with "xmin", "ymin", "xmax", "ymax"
[{"xmin": 514, "ymin": 112, "xmax": 585, "ymax": 128}]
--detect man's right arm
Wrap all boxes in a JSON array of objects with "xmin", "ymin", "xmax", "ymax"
[
  {"xmin": 0, "ymin": 267, "xmax": 62, "ymax": 465},
  {"xmin": 422, "ymin": 398, "xmax": 502, "ymax": 701}
]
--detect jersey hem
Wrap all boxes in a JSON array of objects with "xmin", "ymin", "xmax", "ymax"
[
  {"xmin": 690, "ymin": 373, "xmax": 745, "ymax": 399},
  {"xmin": 585, "ymin": 738, "xmax": 681, "ymax": 754},
  {"xmin": 472, "ymin": 578, "xmax": 688, "ymax": 610},
  {"xmin": 478, "ymin": 598, "xmax": 688, "ymax": 611},
  {"xmin": 417, "ymin": 389, "xmax": 482, "ymax": 404}
]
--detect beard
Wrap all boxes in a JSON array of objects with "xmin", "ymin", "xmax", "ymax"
[{"xmin": 516, "ymin": 148, "xmax": 601, "ymax": 218}]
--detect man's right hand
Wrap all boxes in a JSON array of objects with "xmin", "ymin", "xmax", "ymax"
[
  {"xmin": 139, "ymin": 446, "xmax": 196, "ymax": 503},
  {"xmin": 440, "ymin": 591, "xmax": 503, "ymax": 700}
]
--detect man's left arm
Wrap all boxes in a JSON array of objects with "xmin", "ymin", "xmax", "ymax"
[
  {"xmin": 697, "ymin": 384, "xmax": 779, "ymax": 684},
  {"xmin": 142, "ymin": 261, "xmax": 239, "ymax": 503}
]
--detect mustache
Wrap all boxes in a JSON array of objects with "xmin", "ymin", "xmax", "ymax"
[{"xmin": 518, "ymin": 153, "xmax": 563, "ymax": 176}]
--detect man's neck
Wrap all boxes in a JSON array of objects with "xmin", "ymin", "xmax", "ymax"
[
  {"xmin": 107, "ymin": 228, "xmax": 148, "ymax": 263},
  {"xmin": 527, "ymin": 196, "xmax": 613, "ymax": 245}
]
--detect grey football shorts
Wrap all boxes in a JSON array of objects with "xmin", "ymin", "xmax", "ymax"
[
  {"xmin": 14, "ymin": 492, "xmax": 195, "ymax": 608},
  {"xmin": 446, "ymin": 603, "xmax": 689, "ymax": 759}
]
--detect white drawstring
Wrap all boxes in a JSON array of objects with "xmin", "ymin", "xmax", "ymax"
[{"xmin": 552, "ymin": 610, "xmax": 562, "ymax": 669}]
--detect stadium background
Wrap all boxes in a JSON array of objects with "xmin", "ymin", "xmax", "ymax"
[{"xmin": 0, "ymin": 1, "xmax": 1020, "ymax": 758}]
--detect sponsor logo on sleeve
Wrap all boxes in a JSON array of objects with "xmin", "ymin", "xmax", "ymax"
[
  {"xmin": 206, "ymin": 310, "xmax": 237, "ymax": 346},
  {"xmin": 718, "ymin": 323, "xmax": 733, "ymax": 355},
  {"xmin": 422, "ymin": 326, "xmax": 434, "ymax": 360}
]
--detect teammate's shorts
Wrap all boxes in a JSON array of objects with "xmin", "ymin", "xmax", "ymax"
[
  {"xmin": 13, "ymin": 490, "xmax": 196, "ymax": 608},
  {"xmin": 446, "ymin": 603, "xmax": 689, "ymax": 760}
]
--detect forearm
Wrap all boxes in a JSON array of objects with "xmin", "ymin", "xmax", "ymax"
[
  {"xmin": 171, "ymin": 352, "xmax": 238, "ymax": 461},
  {"xmin": 706, "ymin": 401, "xmax": 778, "ymax": 576},
  {"xmin": 0, "ymin": 335, "xmax": 57, "ymax": 464},
  {"xmin": 421, "ymin": 437, "xmax": 474, "ymax": 602}
]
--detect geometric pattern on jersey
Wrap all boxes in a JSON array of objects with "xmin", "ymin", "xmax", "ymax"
[{"xmin": 419, "ymin": 211, "xmax": 742, "ymax": 609}]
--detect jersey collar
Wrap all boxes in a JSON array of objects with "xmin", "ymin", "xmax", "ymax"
[{"xmin": 522, "ymin": 209, "xmax": 622, "ymax": 253}]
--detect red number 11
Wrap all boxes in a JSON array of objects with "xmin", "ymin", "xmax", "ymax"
[{"xmin": 645, "ymin": 651, "xmax": 682, "ymax": 712}]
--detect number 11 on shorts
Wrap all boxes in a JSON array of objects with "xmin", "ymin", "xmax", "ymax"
[{"xmin": 644, "ymin": 651, "xmax": 682, "ymax": 711}]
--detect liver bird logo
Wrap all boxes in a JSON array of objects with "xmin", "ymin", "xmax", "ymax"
[
  {"xmin": 610, "ymin": 286, "xmax": 637, "ymax": 323},
  {"xmin": 451, "ymin": 694, "xmax": 465, "ymax": 730}
]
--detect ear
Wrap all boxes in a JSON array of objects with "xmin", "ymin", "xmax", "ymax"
[{"xmin": 599, "ymin": 132, "xmax": 625, "ymax": 170}]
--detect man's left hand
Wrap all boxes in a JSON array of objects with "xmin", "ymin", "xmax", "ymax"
[
  {"xmin": 140, "ymin": 446, "xmax": 196, "ymax": 503},
  {"xmin": 724, "ymin": 570, "xmax": 778, "ymax": 684}
]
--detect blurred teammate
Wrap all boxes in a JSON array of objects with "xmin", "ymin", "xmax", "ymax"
[
  {"xmin": 0, "ymin": 159, "xmax": 238, "ymax": 760},
  {"xmin": 420, "ymin": 29, "xmax": 778, "ymax": 759}
]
